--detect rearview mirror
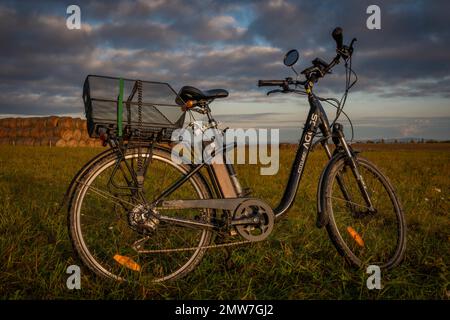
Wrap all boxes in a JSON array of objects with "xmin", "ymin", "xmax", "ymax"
[{"xmin": 283, "ymin": 49, "xmax": 299, "ymax": 67}]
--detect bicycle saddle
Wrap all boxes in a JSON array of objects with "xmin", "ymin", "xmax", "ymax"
[{"xmin": 176, "ymin": 86, "xmax": 228, "ymax": 104}]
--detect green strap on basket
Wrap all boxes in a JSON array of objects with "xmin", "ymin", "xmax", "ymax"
[{"xmin": 117, "ymin": 78, "xmax": 124, "ymax": 137}]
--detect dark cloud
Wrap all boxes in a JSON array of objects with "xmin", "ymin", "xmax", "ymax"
[{"xmin": 0, "ymin": 0, "xmax": 449, "ymax": 140}]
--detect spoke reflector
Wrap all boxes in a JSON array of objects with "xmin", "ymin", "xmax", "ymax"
[
  {"xmin": 113, "ymin": 254, "xmax": 141, "ymax": 272},
  {"xmin": 346, "ymin": 226, "xmax": 365, "ymax": 247}
]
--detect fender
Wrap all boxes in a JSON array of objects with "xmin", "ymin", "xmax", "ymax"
[{"xmin": 316, "ymin": 151, "xmax": 347, "ymax": 228}]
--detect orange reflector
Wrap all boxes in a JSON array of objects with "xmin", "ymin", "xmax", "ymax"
[
  {"xmin": 346, "ymin": 226, "xmax": 365, "ymax": 247},
  {"xmin": 113, "ymin": 254, "xmax": 141, "ymax": 272},
  {"xmin": 185, "ymin": 100, "xmax": 194, "ymax": 109}
]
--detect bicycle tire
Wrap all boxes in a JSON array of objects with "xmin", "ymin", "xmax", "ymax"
[
  {"xmin": 68, "ymin": 146, "xmax": 214, "ymax": 283},
  {"xmin": 322, "ymin": 155, "xmax": 406, "ymax": 270}
]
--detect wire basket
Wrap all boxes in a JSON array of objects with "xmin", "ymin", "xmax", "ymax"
[{"xmin": 83, "ymin": 75, "xmax": 186, "ymax": 141}]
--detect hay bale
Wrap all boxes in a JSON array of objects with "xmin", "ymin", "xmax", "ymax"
[
  {"xmin": 73, "ymin": 118, "xmax": 82, "ymax": 129},
  {"xmin": 66, "ymin": 139, "xmax": 78, "ymax": 147},
  {"xmin": 28, "ymin": 118, "xmax": 39, "ymax": 128},
  {"xmin": 0, "ymin": 127, "xmax": 9, "ymax": 138},
  {"xmin": 7, "ymin": 118, "xmax": 17, "ymax": 129},
  {"xmin": 30, "ymin": 126, "xmax": 44, "ymax": 138},
  {"xmin": 72, "ymin": 129, "xmax": 82, "ymax": 141},
  {"xmin": 61, "ymin": 129, "xmax": 74, "ymax": 141},
  {"xmin": 6, "ymin": 128, "xmax": 16, "ymax": 138},
  {"xmin": 0, "ymin": 137, "xmax": 10, "ymax": 145},
  {"xmin": 78, "ymin": 140, "xmax": 87, "ymax": 147},
  {"xmin": 35, "ymin": 118, "xmax": 46, "ymax": 128},
  {"xmin": 0, "ymin": 118, "xmax": 7, "ymax": 128},
  {"xmin": 81, "ymin": 129, "xmax": 90, "ymax": 140},
  {"xmin": 58, "ymin": 117, "xmax": 73, "ymax": 129},
  {"xmin": 51, "ymin": 126, "xmax": 64, "ymax": 137},
  {"xmin": 47, "ymin": 116, "xmax": 59, "ymax": 128},
  {"xmin": 55, "ymin": 139, "xmax": 66, "ymax": 147},
  {"xmin": 21, "ymin": 118, "xmax": 32, "ymax": 128},
  {"xmin": 17, "ymin": 128, "xmax": 31, "ymax": 138}
]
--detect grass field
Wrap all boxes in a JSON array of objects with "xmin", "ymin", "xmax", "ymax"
[{"xmin": 0, "ymin": 144, "xmax": 448, "ymax": 299}]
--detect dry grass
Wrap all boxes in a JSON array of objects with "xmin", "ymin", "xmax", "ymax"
[{"xmin": 0, "ymin": 144, "xmax": 448, "ymax": 299}]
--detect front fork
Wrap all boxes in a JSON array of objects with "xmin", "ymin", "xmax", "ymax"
[{"xmin": 329, "ymin": 123, "xmax": 375, "ymax": 212}]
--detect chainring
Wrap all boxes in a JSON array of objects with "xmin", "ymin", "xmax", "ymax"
[{"xmin": 233, "ymin": 199, "xmax": 274, "ymax": 241}]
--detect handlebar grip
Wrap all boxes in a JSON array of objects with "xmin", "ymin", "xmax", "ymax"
[
  {"xmin": 332, "ymin": 27, "xmax": 343, "ymax": 50},
  {"xmin": 258, "ymin": 80, "xmax": 285, "ymax": 87}
]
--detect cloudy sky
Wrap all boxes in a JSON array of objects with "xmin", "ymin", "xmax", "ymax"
[{"xmin": 1, "ymin": 0, "xmax": 449, "ymax": 141}]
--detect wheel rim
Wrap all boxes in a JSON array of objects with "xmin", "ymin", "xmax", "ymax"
[
  {"xmin": 72, "ymin": 153, "xmax": 211, "ymax": 283},
  {"xmin": 327, "ymin": 159, "xmax": 404, "ymax": 268}
]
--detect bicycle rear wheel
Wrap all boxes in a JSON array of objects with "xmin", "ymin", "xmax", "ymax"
[
  {"xmin": 68, "ymin": 147, "xmax": 213, "ymax": 283},
  {"xmin": 322, "ymin": 156, "xmax": 406, "ymax": 269}
]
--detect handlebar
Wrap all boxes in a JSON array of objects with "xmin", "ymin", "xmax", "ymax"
[
  {"xmin": 258, "ymin": 80, "xmax": 286, "ymax": 87},
  {"xmin": 258, "ymin": 27, "xmax": 356, "ymax": 92}
]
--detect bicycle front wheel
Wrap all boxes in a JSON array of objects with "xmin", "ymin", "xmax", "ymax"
[
  {"xmin": 322, "ymin": 156, "xmax": 406, "ymax": 270},
  {"xmin": 68, "ymin": 147, "xmax": 213, "ymax": 283}
]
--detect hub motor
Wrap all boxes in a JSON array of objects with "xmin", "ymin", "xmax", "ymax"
[{"xmin": 128, "ymin": 204, "xmax": 159, "ymax": 234}]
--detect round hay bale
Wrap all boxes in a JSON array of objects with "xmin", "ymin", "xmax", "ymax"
[
  {"xmin": 51, "ymin": 126, "xmax": 64, "ymax": 137},
  {"xmin": 76, "ymin": 119, "xmax": 87, "ymax": 130},
  {"xmin": 21, "ymin": 128, "xmax": 31, "ymax": 137},
  {"xmin": 66, "ymin": 139, "xmax": 78, "ymax": 147},
  {"xmin": 0, "ymin": 127, "xmax": 9, "ymax": 138},
  {"xmin": 7, "ymin": 128, "xmax": 17, "ymax": 138},
  {"xmin": 58, "ymin": 117, "xmax": 73, "ymax": 129},
  {"xmin": 35, "ymin": 118, "xmax": 46, "ymax": 128},
  {"xmin": 78, "ymin": 140, "xmax": 87, "ymax": 147},
  {"xmin": 28, "ymin": 118, "xmax": 39, "ymax": 127},
  {"xmin": 30, "ymin": 126, "xmax": 44, "ymax": 138},
  {"xmin": 21, "ymin": 118, "xmax": 32, "ymax": 128},
  {"xmin": 43, "ymin": 128, "xmax": 54, "ymax": 138},
  {"xmin": 0, "ymin": 137, "xmax": 10, "ymax": 145},
  {"xmin": 72, "ymin": 129, "xmax": 82, "ymax": 141},
  {"xmin": 55, "ymin": 139, "xmax": 66, "ymax": 147},
  {"xmin": 61, "ymin": 129, "xmax": 74, "ymax": 141},
  {"xmin": 46, "ymin": 116, "xmax": 59, "ymax": 128},
  {"xmin": 81, "ymin": 129, "xmax": 90, "ymax": 140},
  {"xmin": 73, "ymin": 118, "xmax": 81, "ymax": 129},
  {"xmin": 7, "ymin": 118, "xmax": 17, "ymax": 129},
  {"xmin": 81, "ymin": 119, "xmax": 87, "ymax": 130}
]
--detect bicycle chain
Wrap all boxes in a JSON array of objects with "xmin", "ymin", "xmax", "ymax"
[{"xmin": 132, "ymin": 237, "xmax": 263, "ymax": 254}]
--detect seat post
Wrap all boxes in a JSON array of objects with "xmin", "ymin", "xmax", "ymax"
[{"xmin": 202, "ymin": 105, "xmax": 217, "ymax": 128}]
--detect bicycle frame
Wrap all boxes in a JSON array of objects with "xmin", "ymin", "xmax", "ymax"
[
  {"xmin": 150, "ymin": 90, "xmax": 336, "ymax": 219},
  {"xmin": 95, "ymin": 86, "xmax": 374, "ymax": 232}
]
